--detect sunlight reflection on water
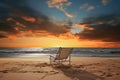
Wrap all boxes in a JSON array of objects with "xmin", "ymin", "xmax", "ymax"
[{"xmin": 17, "ymin": 53, "xmax": 50, "ymax": 57}]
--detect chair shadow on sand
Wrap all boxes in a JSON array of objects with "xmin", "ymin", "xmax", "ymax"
[{"xmin": 54, "ymin": 65, "xmax": 103, "ymax": 80}]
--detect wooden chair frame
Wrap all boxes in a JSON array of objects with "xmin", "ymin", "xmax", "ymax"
[{"xmin": 50, "ymin": 48, "xmax": 73, "ymax": 65}]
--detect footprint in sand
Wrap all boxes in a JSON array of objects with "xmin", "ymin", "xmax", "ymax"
[
  {"xmin": 39, "ymin": 71, "xmax": 59, "ymax": 80},
  {"xmin": 101, "ymin": 72, "xmax": 113, "ymax": 78},
  {"xmin": 0, "ymin": 70, "xmax": 8, "ymax": 73},
  {"xmin": 19, "ymin": 71, "xmax": 28, "ymax": 73},
  {"xmin": 100, "ymin": 72, "xmax": 106, "ymax": 77},
  {"xmin": 74, "ymin": 65, "xmax": 84, "ymax": 68},
  {"xmin": 106, "ymin": 74, "xmax": 113, "ymax": 77},
  {"xmin": 10, "ymin": 67, "xmax": 20, "ymax": 72},
  {"xmin": 50, "ymin": 71, "xmax": 59, "ymax": 74},
  {"xmin": 116, "ymin": 73, "xmax": 119, "ymax": 75}
]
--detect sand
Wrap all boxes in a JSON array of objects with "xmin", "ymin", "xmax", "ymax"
[{"xmin": 0, "ymin": 56, "xmax": 119, "ymax": 80}]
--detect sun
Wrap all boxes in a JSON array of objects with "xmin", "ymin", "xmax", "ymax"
[{"xmin": 51, "ymin": 44, "xmax": 66, "ymax": 47}]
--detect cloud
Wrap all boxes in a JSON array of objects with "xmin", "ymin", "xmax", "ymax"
[
  {"xmin": 0, "ymin": 0, "xmax": 70, "ymax": 40},
  {"xmin": 0, "ymin": 35, "xmax": 6, "ymax": 38},
  {"xmin": 0, "ymin": 0, "xmax": 119, "ymax": 44},
  {"xmin": 22, "ymin": 16, "xmax": 36, "ymax": 23},
  {"xmin": 76, "ymin": 15, "xmax": 120, "ymax": 42},
  {"xmin": 47, "ymin": 0, "xmax": 73, "ymax": 18},
  {"xmin": 102, "ymin": 0, "xmax": 111, "ymax": 5},
  {"xmin": 64, "ymin": 12, "xmax": 74, "ymax": 18},
  {"xmin": 80, "ymin": 3, "xmax": 95, "ymax": 11},
  {"xmin": 70, "ymin": 23, "xmax": 94, "ymax": 34}
]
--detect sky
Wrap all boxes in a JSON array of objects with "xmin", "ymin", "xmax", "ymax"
[{"xmin": 0, "ymin": 0, "xmax": 120, "ymax": 48}]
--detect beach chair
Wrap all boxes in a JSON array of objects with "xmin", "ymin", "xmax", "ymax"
[{"xmin": 50, "ymin": 47, "xmax": 73, "ymax": 65}]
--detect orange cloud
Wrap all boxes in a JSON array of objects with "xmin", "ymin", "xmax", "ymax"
[
  {"xmin": 102, "ymin": 0, "xmax": 111, "ymax": 5},
  {"xmin": 14, "ymin": 27, "xmax": 19, "ymax": 31},
  {"xmin": 7, "ymin": 17, "xmax": 26, "ymax": 28},
  {"xmin": 64, "ymin": 11, "xmax": 74, "ymax": 18},
  {"xmin": 6, "ymin": 17, "xmax": 13, "ymax": 21},
  {"xmin": 8, "ymin": 35, "xmax": 16, "ymax": 41},
  {"xmin": 22, "ymin": 16, "xmax": 36, "ymax": 23},
  {"xmin": 80, "ymin": 24, "xmax": 94, "ymax": 30},
  {"xmin": 16, "ymin": 22, "xmax": 26, "ymax": 28},
  {"xmin": 47, "ymin": 0, "xmax": 74, "ymax": 18}
]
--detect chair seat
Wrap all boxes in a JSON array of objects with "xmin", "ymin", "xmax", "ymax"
[{"xmin": 50, "ymin": 48, "xmax": 73, "ymax": 65}]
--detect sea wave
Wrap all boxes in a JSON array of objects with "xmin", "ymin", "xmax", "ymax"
[{"xmin": 0, "ymin": 48, "xmax": 120, "ymax": 57}]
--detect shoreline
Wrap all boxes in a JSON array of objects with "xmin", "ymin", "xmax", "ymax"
[{"xmin": 0, "ymin": 55, "xmax": 120, "ymax": 58}]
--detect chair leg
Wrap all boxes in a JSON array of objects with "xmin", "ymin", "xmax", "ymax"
[
  {"xmin": 69, "ymin": 55, "xmax": 71, "ymax": 66},
  {"xmin": 60, "ymin": 60, "xmax": 62, "ymax": 65},
  {"xmin": 58, "ymin": 60, "xmax": 60, "ymax": 66},
  {"xmin": 50, "ymin": 56, "xmax": 51, "ymax": 64},
  {"xmin": 50, "ymin": 56, "xmax": 52, "ymax": 65},
  {"xmin": 50, "ymin": 60, "xmax": 51, "ymax": 65}
]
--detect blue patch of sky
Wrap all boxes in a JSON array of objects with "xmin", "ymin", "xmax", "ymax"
[
  {"xmin": 27, "ymin": 0, "xmax": 69, "ymax": 22},
  {"xmin": 0, "ymin": 2, "xmax": 9, "ymax": 8},
  {"xmin": 27, "ymin": 0, "xmax": 120, "ymax": 23}
]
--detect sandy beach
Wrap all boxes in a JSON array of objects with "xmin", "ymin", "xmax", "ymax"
[{"xmin": 0, "ymin": 56, "xmax": 119, "ymax": 80}]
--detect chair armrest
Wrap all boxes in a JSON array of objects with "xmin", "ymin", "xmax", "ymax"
[
  {"xmin": 49, "ymin": 55, "xmax": 56, "ymax": 64},
  {"xmin": 50, "ymin": 55, "xmax": 55, "ymax": 58}
]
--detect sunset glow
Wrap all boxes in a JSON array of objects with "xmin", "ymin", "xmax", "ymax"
[{"xmin": 0, "ymin": 0, "xmax": 120, "ymax": 48}]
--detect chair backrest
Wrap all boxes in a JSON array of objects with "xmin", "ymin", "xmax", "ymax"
[{"xmin": 55, "ymin": 48, "xmax": 73, "ymax": 60}]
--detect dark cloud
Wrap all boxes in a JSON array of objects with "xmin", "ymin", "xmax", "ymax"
[
  {"xmin": 0, "ymin": 0, "xmax": 70, "ymax": 39},
  {"xmin": 1, "ymin": 0, "xmax": 120, "ymax": 43},
  {"xmin": 77, "ymin": 15, "xmax": 120, "ymax": 42},
  {"xmin": 0, "ymin": 35, "xmax": 6, "ymax": 38}
]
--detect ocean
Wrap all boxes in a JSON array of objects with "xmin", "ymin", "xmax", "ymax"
[{"xmin": 0, "ymin": 48, "xmax": 120, "ymax": 57}]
